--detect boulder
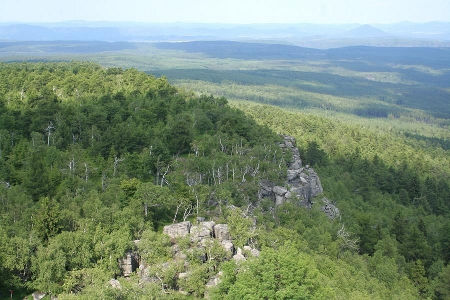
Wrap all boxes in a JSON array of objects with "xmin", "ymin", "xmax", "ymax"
[
  {"xmin": 200, "ymin": 221, "xmax": 215, "ymax": 232},
  {"xmin": 163, "ymin": 221, "xmax": 191, "ymax": 238},
  {"xmin": 118, "ymin": 251, "xmax": 139, "ymax": 277},
  {"xmin": 273, "ymin": 186, "xmax": 287, "ymax": 195},
  {"xmin": 214, "ymin": 224, "xmax": 231, "ymax": 241},
  {"xmin": 233, "ymin": 248, "xmax": 246, "ymax": 262},
  {"xmin": 275, "ymin": 194, "xmax": 286, "ymax": 206},
  {"xmin": 109, "ymin": 279, "xmax": 122, "ymax": 290},
  {"xmin": 32, "ymin": 292, "xmax": 46, "ymax": 300},
  {"xmin": 221, "ymin": 240, "xmax": 235, "ymax": 256},
  {"xmin": 190, "ymin": 225, "xmax": 211, "ymax": 242}
]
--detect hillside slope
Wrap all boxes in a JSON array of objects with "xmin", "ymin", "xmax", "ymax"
[{"xmin": 0, "ymin": 63, "xmax": 448, "ymax": 299}]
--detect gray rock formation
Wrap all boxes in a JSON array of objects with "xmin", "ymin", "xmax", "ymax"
[
  {"xmin": 244, "ymin": 245, "xmax": 260, "ymax": 257},
  {"xmin": 133, "ymin": 219, "xmax": 262, "ymax": 295},
  {"xmin": 214, "ymin": 224, "xmax": 231, "ymax": 241},
  {"xmin": 221, "ymin": 240, "xmax": 235, "ymax": 256},
  {"xmin": 190, "ymin": 225, "xmax": 212, "ymax": 242},
  {"xmin": 109, "ymin": 278, "xmax": 122, "ymax": 289},
  {"xmin": 259, "ymin": 135, "xmax": 324, "ymax": 208},
  {"xmin": 232, "ymin": 247, "xmax": 246, "ymax": 262},
  {"xmin": 201, "ymin": 221, "xmax": 215, "ymax": 232},
  {"xmin": 273, "ymin": 185, "xmax": 288, "ymax": 206},
  {"xmin": 118, "ymin": 251, "xmax": 139, "ymax": 277},
  {"xmin": 321, "ymin": 198, "xmax": 340, "ymax": 220},
  {"xmin": 259, "ymin": 180, "xmax": 275, "ymax": 199},
  {"xmin": 32, "ymin": 292, "xmax": 46, "ymax": 300},
  {"xmin": 163, "ymin": 221, "xmax": 192, "ymax": 238}
]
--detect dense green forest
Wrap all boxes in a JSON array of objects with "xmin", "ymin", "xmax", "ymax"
[{"xmin": 0, "ymin": 63, "xmax": 449, "ymax": 299}]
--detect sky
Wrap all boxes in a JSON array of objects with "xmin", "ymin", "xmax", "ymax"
[{"xmin": 1, "ymin": 0, "xmax": 450, "ymax": 24}]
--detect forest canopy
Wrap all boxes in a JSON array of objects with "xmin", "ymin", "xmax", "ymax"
[{"xmin": 0, "ymin": 62, "xmax": 448, "ymax": 299}]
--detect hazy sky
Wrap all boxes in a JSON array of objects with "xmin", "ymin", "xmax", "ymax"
[{"xmin": 1, "ymin": 0, "xmax": 450, "ymax": 24}]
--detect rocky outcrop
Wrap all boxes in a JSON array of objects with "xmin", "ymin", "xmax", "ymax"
[
  {"xmin": 260, "ymin": 135, "xmax": 324, "ymax": 208},
  {"xmin": 163, "ymin": 221, "xmax": 192, "ymax": 238},
  {"xmin": 32, "ymin": 292, "xmax": 46, "ymax": 300},
  {"xmin": 321, "ymin": 198, "xmax": 340, "ymax": 220},
  {"xmin": 233, "ymin": 247, "xmax": 246, "ymax": 262},
  {"xmin": 221, "ymin": 240, "xmax": 235, "ymax": 256},
  {"xmin": 191, "ymin": 223, "xmax": 213, "ymax": 242},
  {"xmin": 214, "ymin": 224, "xmax": 231, "ymax": 241},
  {"xmin": 118, "ymin": 251, "xmax": 139, "ymax": 277},
  {"xmin": 118, "ymin": 218, "xmax": 261, "ymax": 298}
]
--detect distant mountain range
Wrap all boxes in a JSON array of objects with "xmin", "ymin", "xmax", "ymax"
[
  {"xmin": 343, "ymin": 24, "xmax": 389, "ymax": 38},
  {"xmin": 0, "ymin": 22, "xmax": 449, "ymax": 48}
]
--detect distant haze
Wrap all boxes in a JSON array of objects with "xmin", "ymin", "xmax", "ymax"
[{"xmin": 1, "ymin": 0, "xmax": 450, "ymax": 24}]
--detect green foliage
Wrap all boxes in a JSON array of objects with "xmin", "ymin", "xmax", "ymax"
[
  {"xmin": 0, "ymin": 62, "xmax": 446, "ymax": 299},
  {"xmin": 177, "ymin": 264, "xmax": 210, "ymax": 297},
  {"xmin": 33, "ymin": 197, "xmax": 62, "ymax": 242},
  {"xmin": 216, "ymin": 244, "xmax": 332, "ymax": 299},
  {"xmin": 304, "ymin": 141, "xmax": 328, "ymax": 166},
  {"xmin": 225, "ymin": 207, "xmax": 255, "ymax": 248},
  {"xmin": 434, "ymin": 264, "xmax": 450, "ymax": 299},
  {"xmin": 137, "ymin": 229, "xmax": 172, "ymax": 264}
]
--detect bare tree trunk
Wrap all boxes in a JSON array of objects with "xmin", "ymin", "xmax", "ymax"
[
  {"xmin": 183, "ymin": 205, "xmax": 193, "ymax": 221},
  {"xmin": 45, "ymin": 122, "xmax": 54, "ymax": 146},
  {"xmin": 173, "ymin": 204, "xmax": 181, "ymax": 223},
  {"xmin": 84, "ymin": 163, "xmax": 88, "ymax": 182},
  {"xmin": 113, "ymin": 156, "xmax": 124, "ymax": 177},
  {"xmin": 102, "ymin": 174, "xmax": 107, "ymax": 191},
  {"xmin": 161, "ymin": 164, "xmax": 170, "ymax": 187},
  {"xmin": 219, "ymin": 137, "xmax": 225, "ymax": 152}
]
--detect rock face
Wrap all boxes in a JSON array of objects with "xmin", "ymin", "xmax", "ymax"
[
  {"xmin": 190, "ymin": 225, "xmax": 212, "ymax": 242},
  {"xmin": 321, "ymin": 198, "xmax": 340, "ymax": 220},
  {"xmin": 221, "ymin": 240, "xmax": 235, "ymax": 256},
  {"xmin": 214, "ymin": 224, "xmax": 231, "ymax": 241},
  {"xmin": 118, "ymin": 251, "xmax": 139, "ymax": 277},
  {"xmin": 138, "ymin": 219, "xmax": 260, "ymax": 296},
  {"xmin": 260, "ymin": 135, "xmax": 324, "ymax": 208},
  {"xmin": 163, "ymin": 221, "xmax": 192, "ymax": 238}
]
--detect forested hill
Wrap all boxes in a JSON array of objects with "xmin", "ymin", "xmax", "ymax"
[
  {"xmin": 0, "ymin": 63, "xmax": 449, "ymax": 299},
  {"xmin": 154, "ymin": 41, "xmax": 450, "ymax": 67}
]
